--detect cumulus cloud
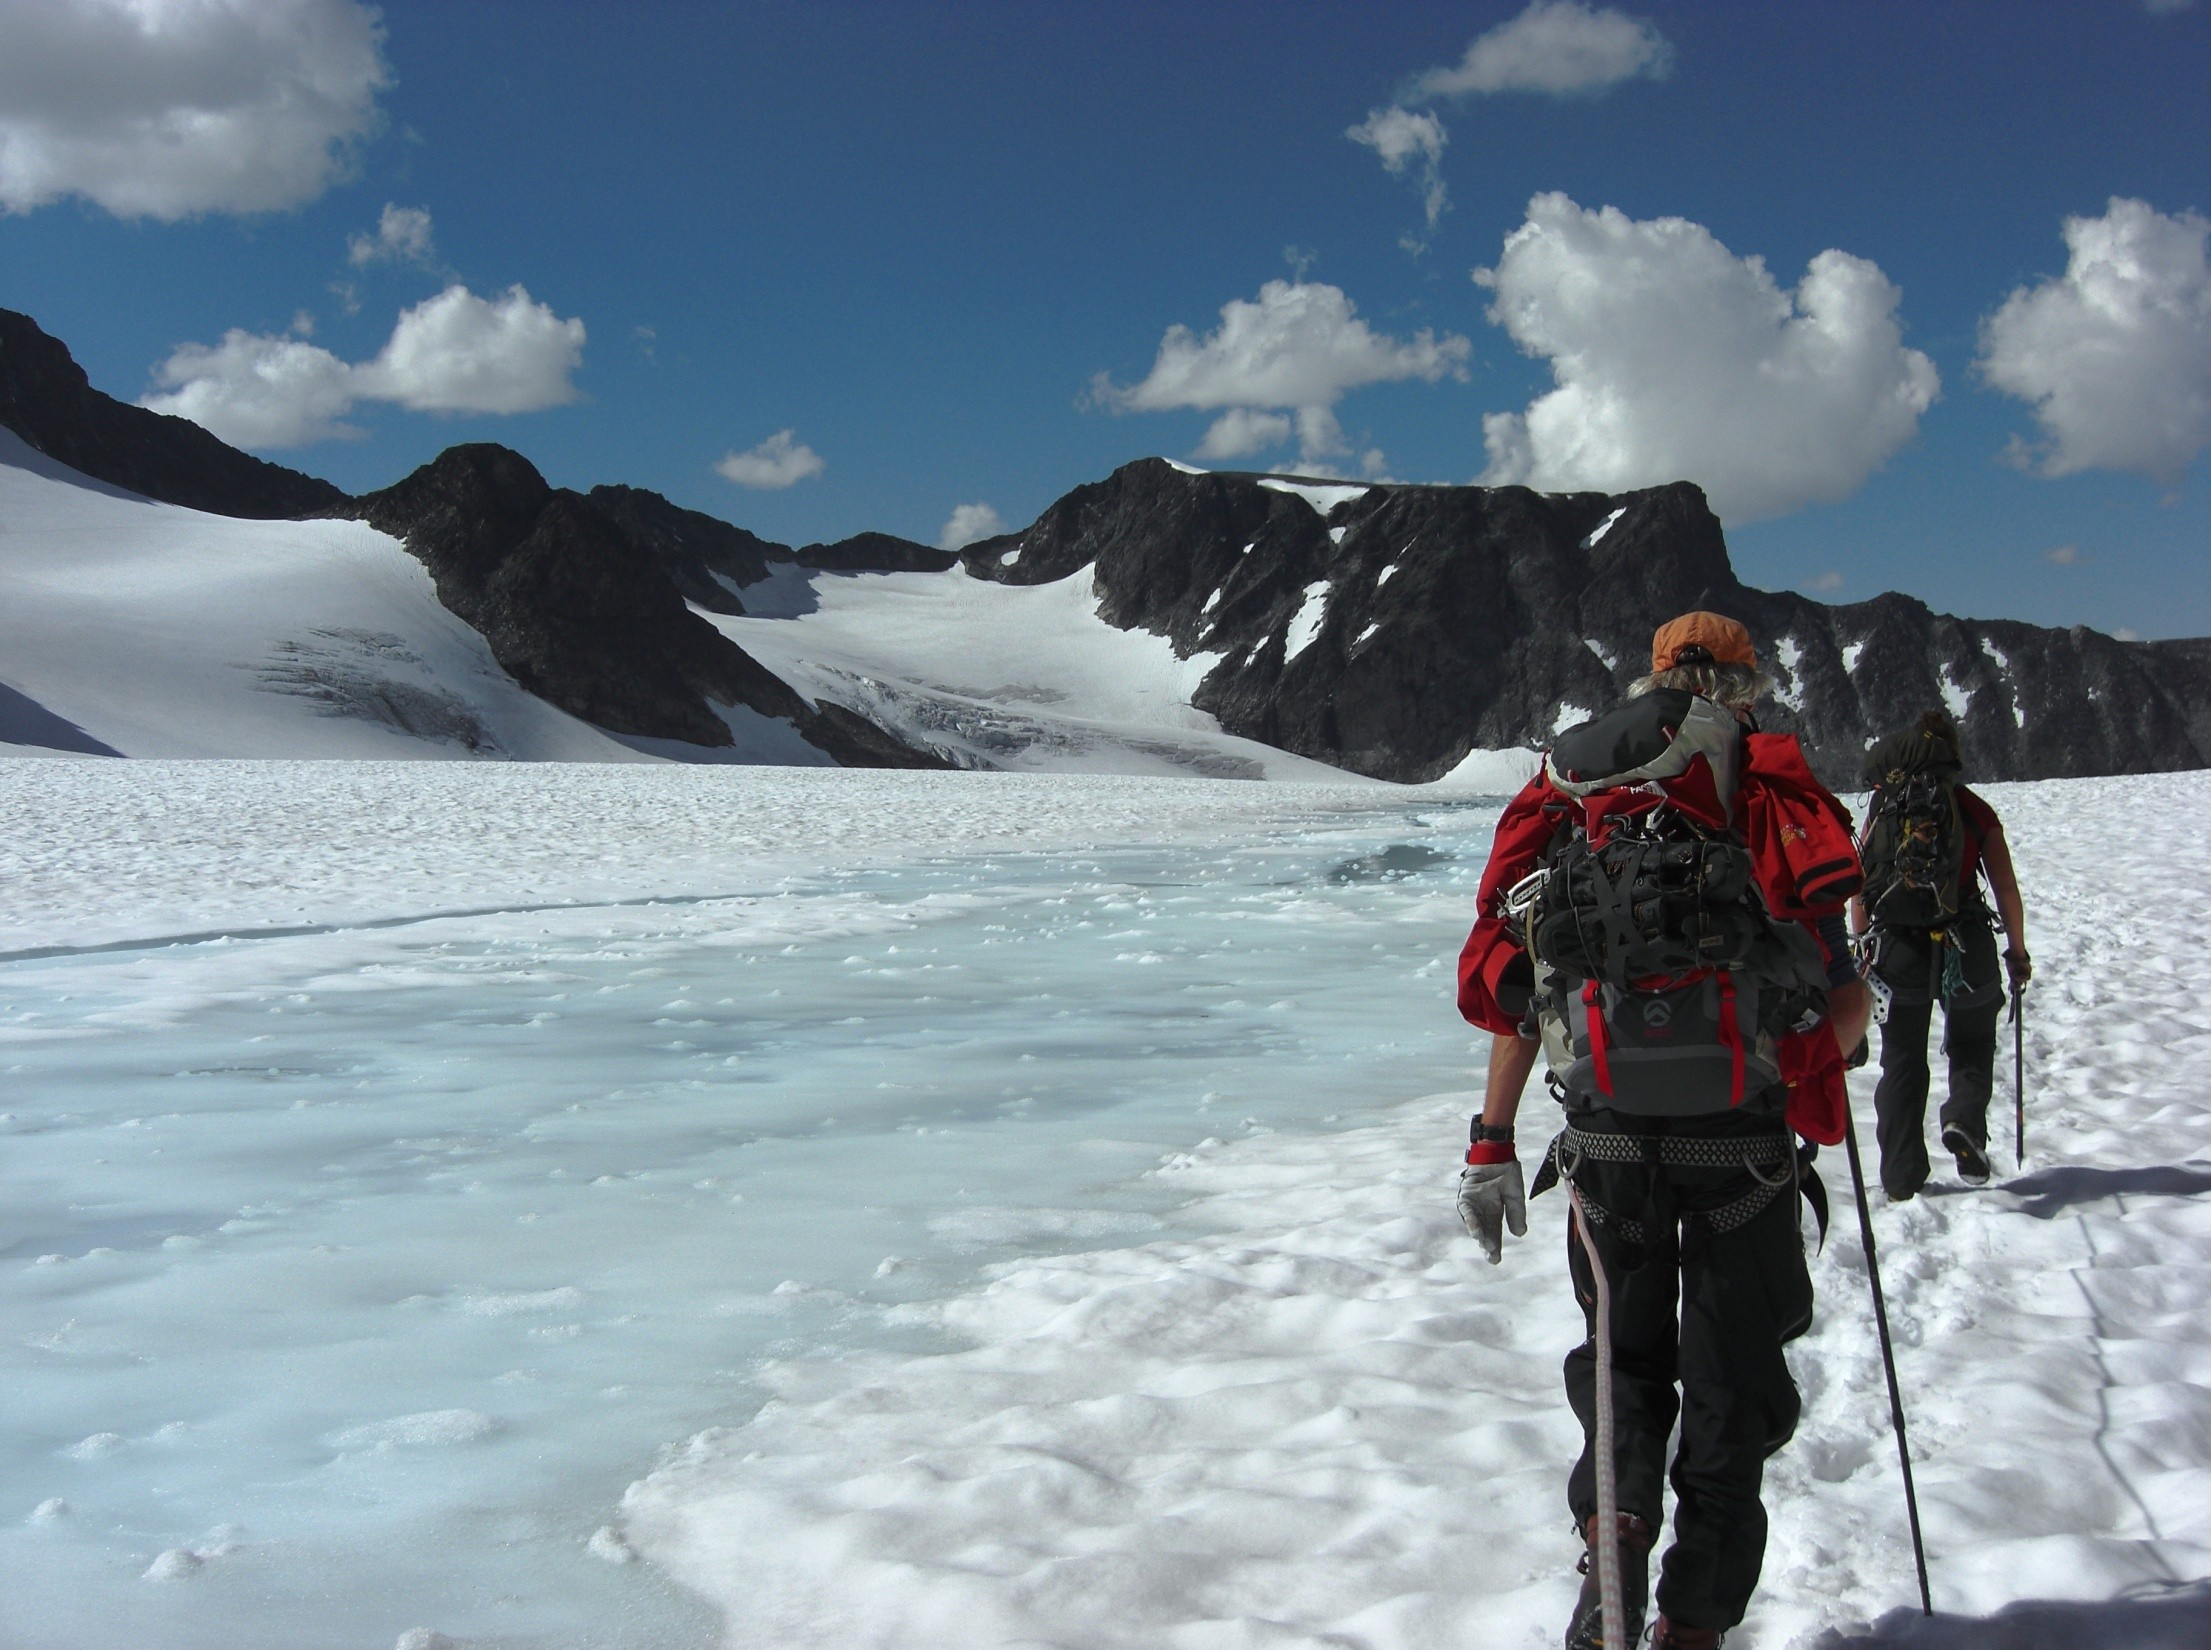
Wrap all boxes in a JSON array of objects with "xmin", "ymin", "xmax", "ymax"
[
  {"xmin": 939, "ymin": 503, "xmax": 1005, "ymax": 550},
  {"xmin": 2044, "ymin": 543, "xmax": 2086, "ymax": 565},
  {"xmin": 1348, "ymin": 105, "xmax": 1448, "ymax": 230},
  {"xmin": 715, "ymin": 430, "xmax": 825, "ymax": 490},
  {"xmin": 141, "ymin": 286, "xmax": 586, "ymax": 448},
  {"xmin": 1977, "ymin": 198, "xmax": 2211, "ymax": 485},
  {"xmin": 0, "ymin": 0, "xmax": 388, "ymax": 220},
  {"xmin": 353, "ymin": 285, "xmax": 585, "ymax": 415},
  {"xmin": 1413, "ymin": 1, "xmax": 1671, "ymax": 99},
  {"xmin": 348, "ymin": 202, "xmax": 435, "ymax": 267},
  {"xmin": 1193, "ymin": 408, "xmax": 1295, "ymax": 461},
  {"xmin": 142, "ymin": 327, "xmax": 360, "ymax": 447},
  {"xmin": 1474, "ymin": 193, "xmax": 1939, "ymax": 523},
  {"xmin": 1095, "ymin": 279, "xmax": 1469, "ymax": 468}
]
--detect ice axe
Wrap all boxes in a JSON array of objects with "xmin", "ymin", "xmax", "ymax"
[{"xmin": 2011, "ymin": 982, "xmax": 2027, "ymax": 1171}]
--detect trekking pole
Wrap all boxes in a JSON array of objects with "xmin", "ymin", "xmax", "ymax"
[
  {"xmin": 1566, "ymin": 1185, "xmax": 1625, "ymax": 1649},
  {"xmin": 2012, "ymin": 983, "xmax": 2027, "ymax": 1171},
  {"xmin": 1842, "ymin": 1106, "xmax": 1934, "ymax": 1616}
]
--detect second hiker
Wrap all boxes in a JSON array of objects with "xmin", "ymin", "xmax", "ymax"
[{"xmin": 1851, "ymin": 710, "xmax": 2030, "ymax": 1196}]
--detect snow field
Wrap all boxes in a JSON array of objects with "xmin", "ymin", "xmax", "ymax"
[
  {"xmin": 0, "ymin": 431, "xmax": 634, "ymax": 762},
  {"xmin": 623, "ymin": 772, "xmax": 2211, "ymax": 1648},
  {"xmin": 0, "ymin": 770, "xmax": 1512, "ymax": 1649},
  {"xmin": 708, "ymin": 563, "xmax": 1353, "ymax": 782},
  {"xmin": 0, "ymin": 760, "xmax": 1412, "ymax": 956}
]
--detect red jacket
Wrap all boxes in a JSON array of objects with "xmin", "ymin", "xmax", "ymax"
[{"xmin": 1455, "ymin": 732, "xmax": 1862, "ymax": 1144}]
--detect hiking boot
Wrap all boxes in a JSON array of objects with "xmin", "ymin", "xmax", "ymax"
[
  {"xmin": 1943, "ymin": 1123, "xmax": 1991, "ymax": 1186},
  {"xmin": 1649, "ymin": 1617, "xmax": 1723, "ymax": 1649},
  {"xmin": 1562, "ymin": 1512, "xmax": 1653, "ymax": 1649}
]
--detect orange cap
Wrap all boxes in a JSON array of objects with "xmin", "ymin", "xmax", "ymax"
[{"xmin": 1650, "ymin": 611, "xmax": 1757, "ymax": 672}]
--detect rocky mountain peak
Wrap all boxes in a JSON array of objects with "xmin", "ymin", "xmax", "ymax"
[{"xmin": 0, "ymin": 306, "xmax": 347, "ymax": 520}]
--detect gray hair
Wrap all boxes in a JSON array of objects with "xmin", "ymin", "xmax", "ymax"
[{"xmin": 1628, "ymin": 659, "xmax": 1770, "ymax": 711}]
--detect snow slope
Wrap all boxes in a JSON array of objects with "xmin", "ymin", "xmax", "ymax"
[
  {"xmin": 0, "ymin": 431, "xmax": 641, "ymax": 761},
  {"xmin": 622, "ymin": 771, "xmax": 2211, "ymax": 1649},
  {"xmin": 708, "ymin": 563, "xmax": 1390, "ymax": 782}
]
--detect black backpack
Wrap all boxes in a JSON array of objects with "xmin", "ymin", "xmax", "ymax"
[
  {"xmin": 1514, "ymin": 691, "xmax": 1828, "ymax": 1116},
  {"xmin": 1859, "ymin": 729, "xmax": 1967, "ymax": 930}
]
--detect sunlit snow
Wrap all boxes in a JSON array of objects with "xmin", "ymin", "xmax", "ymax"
[
  {"xmin": 1285, "ymin": 579, "xmax": 1332, "ymax": 660},
  {"xmin": 1582, "ymin": 506, "xmax": 1626, "ymax": 548},
  {"xmin": 6, "ymin": 761, "xmax": 2208, "ymax": 1649}
]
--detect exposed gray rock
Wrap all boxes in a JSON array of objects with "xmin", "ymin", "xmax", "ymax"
[
  {"xmin": 585, "ymin": 484, "xmax": 787, "ymax": 614},
  {"xmin": 347, "ymin": 445, "xmax": 948, "ymax": 768},
  {"xmin": 964, "ymin": 458, "xmax": 2211, "ymax": 787}
]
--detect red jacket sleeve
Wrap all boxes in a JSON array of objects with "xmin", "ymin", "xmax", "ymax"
[
  {"xmin": 1455, "ymin": 776, "xmax": 1563, "ymax": 1034},
  {"xmin": 1739, "ymin": 733, "xmax": 1863, "ymax": 918},
  {"xmin": 1954, "ymin": 784, "xmax": 2001, "ymax": 882}
]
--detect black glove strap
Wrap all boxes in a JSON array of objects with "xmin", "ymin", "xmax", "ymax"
[{"xmin": 1469, "ymin": 1121, "xmax": 1516, "ymax": 1146}]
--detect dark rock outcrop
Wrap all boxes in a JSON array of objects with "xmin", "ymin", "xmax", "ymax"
[
  {"xmin": 349, "ymin": 445, "xmax": 947, "ymax": 767},
  {"xmin": 0, "ymin": 306, "xmax": 347, "ymax": 519},
  {"xmin": 964, "ymin": 458, "xmax": 2211, "ymax": 787},
  {"xmin": 585, "ymin": 484, "xmax": 788, "ymax": 614},
  {"xmin": 794, "ymin": 532, "xmax": 959, "ymax": 573}
]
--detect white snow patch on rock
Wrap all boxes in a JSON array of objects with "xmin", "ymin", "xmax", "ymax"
[
  {"xmin": 1842, "ymin": 640, "xmax": 1866, "ymax": 676},
  {"xmin": 1375, "ymin": 561, "xmax": 1399, "ymax": 589},
  {"xmin": 1582, "ymin": 506, "xmax": 1626, "ymax": 548},
  {"xmin": 1256, "ymin": 478, "xmax": 1369, "ymax": 515},
  {"xmin": 1284, "ymin": 580, "xmax": 1332, "ymax": 660},
  {"xmin": 1584, "ymin": 637, "xmax": 1615, "ymax": 670},
  {"xmin": 1552, "ymin": 701, "xmax": 1597, "ymax": 736},
  {"xmin": 1773, "ymin": 635, "xmax": 1806, "ymax": 712},
  {"xmin": 1941, "ymin": 668, "xmax": 1972, "ymax": 721},
  {"xmin": 1984, "ymin": 639, "xmax": 2024, "ymax": 727}
]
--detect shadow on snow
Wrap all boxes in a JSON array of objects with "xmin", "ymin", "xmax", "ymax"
[{"xmin": 1813, "ymin": 1580, "xmax": 2211, "ymax": 1648}]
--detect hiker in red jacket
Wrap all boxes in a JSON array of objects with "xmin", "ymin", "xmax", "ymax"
[
  {"xmin": 1453, "ymin": 612, "xmax": 1871, "ymax": 1650},
  {"xmin": 1851, "ymin": 710, "xmax": 2032, "ymax": 1196}
]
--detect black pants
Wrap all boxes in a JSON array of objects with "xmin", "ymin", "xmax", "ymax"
[
  {"xmin": 1871, "ymin": 923, "xmax": 2002, "ymax": 1199},
  {"xmin": 1561, "ymin": 1112, "xmax": 1814, "ymax": 1632}
]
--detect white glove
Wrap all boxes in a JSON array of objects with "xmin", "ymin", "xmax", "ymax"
[{"xmin": 1457, "ymin": 1160, "xmax": 1527, "ymax": 1265}]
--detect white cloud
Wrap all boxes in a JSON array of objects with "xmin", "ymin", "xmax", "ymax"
[
  {"xmin": 1095, "ymin": 279, "xmax": 1469, "ymax": 467},
  {"xmin": 142, "ymin": 327, "xmax": 360, "ymax": 448},
  {"xmin": 1474, "ymin": 193, "xmax": 1939, "ymax": 523},
  {"xmin": 939, "ymin": 503, "xmax": 1005, "ymax": 550},
  {"xmin": 141, "ymin": 285, "xmax": 586, "ymax": 448},
  {"xmin": 353, "ymin": 285, "xmax": 585, "ymax": 415},
  {"xmin": 1808, "ymin": 571, "xmax": 1844, "ymax": 593},
  {"xmin": 1195, "ymin": 408, "xmax": 1295, "ymax": 461},
  {"xmin": 1413, "ymin": 1, "xmax": 1671, "ymax": 99},
  {"xmin": 715, "ymin": 431, "xmax": 825, "ymax": 490},
  {"xmin": 1348, "ymin": 105, "xmax": 1448, "ymax": 229},
  {"xmin": 2045, "ymin": 543, "xmax": 2085, "ymax": 566},
  {"xmin": 0, "ymin": 0, "xmax": 388, "ymax": 220},
  {"xmin": 348, "ymin": 202, "xmax": 435, "ymax": 267},
  {"xmin": 1977, "ymin": 198, "xmax": 2211, "ymax": 485}
]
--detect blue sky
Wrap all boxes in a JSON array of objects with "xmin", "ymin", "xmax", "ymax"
[{"xmin": 2, "ymin": 1, "xmax": 2207, "ymax": 636}]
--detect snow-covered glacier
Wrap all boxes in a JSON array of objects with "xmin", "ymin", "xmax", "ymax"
[{"xmin": 4, "ymin": 759, "xmax": 2209, "ymax": 1649}]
